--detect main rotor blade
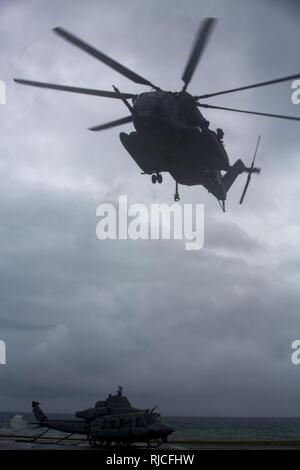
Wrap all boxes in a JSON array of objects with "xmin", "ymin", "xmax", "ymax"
[
  {"xmin": 196, "ymin": 73, "xmax": 300, "ymax": 99},
  {"xmin": 53, "ymin": 27, "xmax": 159, "ymax": 89},
  {"xmin": 182, "ymin": 17, "xmax": 217, "ymax": 91},
  {"xmin": 14, "ymin": 79, "xmax": 136, "ymax": 99},
  {"xmin": 197, "ymin": 103, "xmax": 300, "ymax": 122},
  {"xmin": 89, "ymin": 115, "xmax": 133, "ymax": 131}
]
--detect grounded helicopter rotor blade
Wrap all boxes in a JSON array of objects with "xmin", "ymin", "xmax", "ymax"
[
  {"xmin": 88, "ymin": 115, "xmax": 133, "ymax": 131},
  {"xmin": 182, "ymin": 17, "xmax": 217, "ymax": 91},
  {"xmin": 197, "ymin": 103, "xmax": 300, "ymax": 122},
  {"xmin": 240, "ymin": 136, "xmax": 261, "ymax": 205},
  {"xmin": 196, "ymin": 73, "xmax": 300, "ymax": 99},
  {"xmin": 14, "ymin": 79, "xmax": 136, "ymax": 99},
  {"xmin": 53, "ymin": 27, "xmax": 159, "ymax": 89}
]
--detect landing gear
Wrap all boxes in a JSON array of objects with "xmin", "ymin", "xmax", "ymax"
[
  {"xmin": 174, "ymin": 181, "xmax": 180, "ymax": 201},
  {"xmin": 146, "ymin": 438, "xmax": 162, "ymax": 448},
  {"xmin": 151, "ymin": 173, "xmax": 163, "ymax": 184},
  {"xmin": 117, "ymin": 440, "xmax": 132, "ymax": 448}
]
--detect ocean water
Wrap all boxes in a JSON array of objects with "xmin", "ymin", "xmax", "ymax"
[
  {"xmin": 1, "ymin": 412, "xmax": 300, "ymax": 441},
  {"xmin": 166, "ymin": 417, "xmax": 300, "ymax": 441}
]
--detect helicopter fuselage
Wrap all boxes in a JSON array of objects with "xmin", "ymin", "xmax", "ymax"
[
  {"xmin": 132, "ymin": 90, "xmax": 207, "ymax": 132},
  {"xmin": 32, "ymin": 400, "xmax": 173, "ymax": 447},
  {"xmin": 120, "ymin": 90, "xmax": 230, "ymax": 200}
]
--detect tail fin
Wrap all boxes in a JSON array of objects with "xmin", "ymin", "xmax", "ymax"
[
  {"xmin": 222, "ymin": 159, "xmax": 245, "ymax": 192},
  {"xmin": 32, "ymin": 401, "xmax": 48, "ymax": 423}
]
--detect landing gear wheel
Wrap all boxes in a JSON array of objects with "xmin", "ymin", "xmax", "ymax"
[
  {"xmin": 147, "ymin": 439, "xmax": 162, "ymax": 448},
  {"xmin": 89, "ymin": 438, "xmax": 104, "ymax": 448},
  {"xmin": 152, "ymin": 174, "xmax": 157, "ymax": 184},
  {"xmin": 118, "ymin": 440, "xmax": 132, "ymax": 448},
  {"xmin": 157, "ymin": 174, "xmax": 163, "ymax": 184}
]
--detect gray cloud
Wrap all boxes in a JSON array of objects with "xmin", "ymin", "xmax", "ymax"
[{"xmin": 0, "ymin": 0, "xmax": 300, "ymax": 416}]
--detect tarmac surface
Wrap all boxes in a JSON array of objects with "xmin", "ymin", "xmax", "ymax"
[{"xmin": 1, "ymin": 436, "xmax": 300, "ymax": 450}]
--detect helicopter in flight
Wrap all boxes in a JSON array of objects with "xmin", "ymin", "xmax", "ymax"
[
  {"xmin": 31, "ymin": 387, "xmax": 174, "ymax": 448},
  {"xmin": 14, "ymin": 18, "xmax": 300, "ymax": 211}
]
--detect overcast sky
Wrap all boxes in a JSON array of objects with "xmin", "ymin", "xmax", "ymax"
[{"xmin": 0, "ymin": 0, "xmax": 300, "ymax": 417}]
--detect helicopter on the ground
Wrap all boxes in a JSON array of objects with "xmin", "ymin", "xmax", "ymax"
[
  {"xmin": 14, "ymin": 18, "xmax": 300, "ymax": 210},
  {"xmin": 31, "ymin": 386, "xmax": 174, "ymax": 448}
]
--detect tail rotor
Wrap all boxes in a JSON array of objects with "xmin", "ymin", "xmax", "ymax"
[{"xmin": 239, "ymin": 136, "xmax": 261, "ymax": 204}]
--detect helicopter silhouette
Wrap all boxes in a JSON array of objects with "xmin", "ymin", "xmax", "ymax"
[
  {"xmin": 31, "ymin": 387, "xmax": 173, "ymax": 448},
  {"xmin": 14, "ymin": 18, "xmax": 300, "ymax": 210}
]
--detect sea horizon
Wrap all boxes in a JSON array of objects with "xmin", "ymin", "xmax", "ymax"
[{"xmin": 2, "ymin": 413, "xmax": 300, "ymax": 441}]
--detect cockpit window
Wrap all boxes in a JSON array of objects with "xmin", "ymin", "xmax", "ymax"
[
  {"xmin": 144, "ymin": 412, "xmax": 162, "ymax": 425},
  {"xmin": 135, "ymin": 416, "xmax": 144, "ymax": 428},
  {"xmin": 144, "ymin": 413, "xmax": 154, "ymax": 425}
]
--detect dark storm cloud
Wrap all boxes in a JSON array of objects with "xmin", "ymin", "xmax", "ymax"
[{"xmin": 0, "ymin": 0, "xmax": 300, "ymax": 416}]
